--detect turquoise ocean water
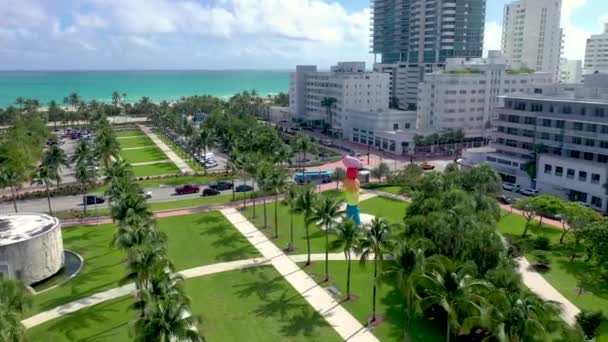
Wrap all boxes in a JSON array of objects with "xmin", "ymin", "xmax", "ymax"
[{"xmin": 0, "ymin": 70, "xmax": 290, "ymax": 108}]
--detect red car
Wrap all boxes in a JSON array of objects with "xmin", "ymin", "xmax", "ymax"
[
  {"xmin": 175, "ymin": 184, "xmax": 200, "ymax": 195},
  {"xmin": 420, "ymin": 162, "xmax": 435, "ymax": 170}
]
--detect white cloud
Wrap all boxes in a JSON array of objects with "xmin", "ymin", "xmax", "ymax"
[
  {"xmin": 74, "ymin": 13, "xmax": 108, "ymax": 29},
  {"xmin": 483, "ymin": 22, "xmax": 502, "ymax": 56}
]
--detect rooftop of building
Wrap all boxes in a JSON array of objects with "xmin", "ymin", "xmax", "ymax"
[
  {"xmin": 505, "ymin": 68, "xmax": 535, "ymax": 75},
  {"xmin": 0, "ymin": 213, "xmax": 60, "ymax": 246},
  {"xmin": 499, "ymin": 73, "xmax": 608, "ymax": 104}
]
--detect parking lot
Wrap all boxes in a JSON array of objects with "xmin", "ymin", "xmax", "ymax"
[{"xmin": 161, "ymin": 127, "xmax": 228, "ymax": 171}]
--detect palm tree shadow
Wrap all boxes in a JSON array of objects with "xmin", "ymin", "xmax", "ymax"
[
  {"xmin": 253, "ymin": 290, "xmax": 306, "ymax": 317},
  {"xmin": 233, "ymin": 273, "xmax": 283, "ymax": 300},
  {"xmin": 279, "ymin": 307, "xmax": 327, "ymax": 338}
]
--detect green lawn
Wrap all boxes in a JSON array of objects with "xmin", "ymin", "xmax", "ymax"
[
  {"xmin": 241, "ymin": 194, "xmax": 405, "ymax": 255},
  {"xmin": 156, "ymin": 131, "xmax": 204, "ymax": 172},
  {"xmin": 497, "ymin": 211, "xmax": 608, "ymax": 320},
  {"xmin": 116, "ymin": 130, "xmax": 145, "ymax": 137},
  {"xmin": 132, "ymin": 162, "xmax": 181, "ymax": 177},
  {"xmin": 118, "ymin": 136, "xmax": 154, "ymax": 149},
  {"xmin": 27, "ymin": 267, "xmax": 342, "ymax": 342},
  {"xmin": 27, "ymin": 211, "xmax": 258, "ymax": 316},
  {"xmin": 120, "ymin": 147, "xmax": 168, "ymax": 164},
  {"xmin": 303, "ymin": 261, "xmax": 444, "ymax": 342}
]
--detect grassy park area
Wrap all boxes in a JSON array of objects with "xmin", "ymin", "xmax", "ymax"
[
  {"xmin": 115, "ymin": 130, "xmax": 145, "ymax": 138},
  {"xmin": 27, "ymin": 211, "xmax": 259, "ymax": 316},
  {"xmin": 119, "ymin": 146, "xmax": 168, "ymax": 164},
  {"xmin": 117, "ymin": 136, "xmax": 155, "ymax": 149},
  {"xmin": 26, "ymin": 267, "xmax": 342, "ymax": 342},
  {"xmin": 131, "ymin": 162, "xmax": 181, "ymax": 177}
]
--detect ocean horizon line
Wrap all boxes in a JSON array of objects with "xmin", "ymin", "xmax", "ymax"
[{"xmin": 0, "ymin": 68, "xmax": 293, "ymax": 73}]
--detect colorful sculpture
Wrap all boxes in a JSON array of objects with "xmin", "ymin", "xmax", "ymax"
[{"xmin": 342, "ymin": 155, "xmax": 362, "ymax": 225}]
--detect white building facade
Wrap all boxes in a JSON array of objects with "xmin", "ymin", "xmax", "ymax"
[
  {"xmin": 559, "ymin": 59, "xmax": 583, "ymax": 83},
  {"xmin": 468, "ymin": 73, "xmax": 608, "ymax": 213},
  {"xmin": 289, "ymin": 62, "xmax": 417, "ymax": 155},
  {"xmin": 584, "ymin": 23, "xmax": 608, "ymax": 75},
  {"xmin": 416, "ymin": 51, "xmax": 553, "ymax": 140},
  {"xmin": 501, "ymin": 0, "xmax": 563, "ymax": 81}
]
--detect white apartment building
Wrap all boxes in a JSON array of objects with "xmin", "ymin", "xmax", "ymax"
[
  {"xmin": 559, "ymin": 59, "xmax": 583, "ymax": 83},
  {"xmin": 416, "ymin": 51, "xmax": 553, "ymax": 140},
  {"xmin": 502, "ymin": 0, "xmax": 563, "ymax": 81},
  {"xmin": 289, "ymin": 62, "xmax": 417, "ymax": 155},
  {"xmin": 464, "ymin": 73, "xmax": 608, "ymax": 213},
  {"xmin": 584, "ymin": 23, "xmax": 608, "ymax": 75}
]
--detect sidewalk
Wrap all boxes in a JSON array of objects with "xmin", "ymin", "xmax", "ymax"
[
  {"xmin": 221, "ymin": 208, "xmax": 379, "ymax": 342},
  {"xmin": 138, "ymin": 125, "xmax": 193, "ymax": 173}
]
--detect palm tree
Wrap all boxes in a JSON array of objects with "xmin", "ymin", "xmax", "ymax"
[
  {"xmin": 357, "ymin": 217, "xmax": 393, "ymax": 323},
  {"xmin": 331, "ymin": 219, "xmax": 360, "ymax": 300},
  {"xmin": 0, "ymin": 165, "xmax": 25, "ymax": 213},
  {"xmin": 295, "ymin": 186, "xmax": 318, "ymax": 266},
  {"xmin": 75, "ymin": 160, "xmax": 96, "ymax": 216},
  {"xmin": 14, "ymin": 97, "xmax": 24, "ymax": 110},
  {"xmin": 333, "ymin": 167, "xmax": 346, "ymax": 190},
  {"xmin": 112, "ymin": 91, "xmax": 121, "ymax": 114},
  {"xmin": 384, "ymin": 240, "xmax": 433, "ymax": 342},
  {"xmin": 416, "ymin": 256, "xmax": 491, "ymax": 342},
  {"xmin": 285, "ymin": 184, "xmax": 300, "ymax": 252},
  {"xmin": 193, "ymin": 129, "xmax": 214, "ymax": 174},
  {"xmin": 310, "ymin": 196, "xmax": 343, "ymax": 282},
  {"xmin": 68, "ymin": 93, "xmax": 81, "ymax": 110},
  {"xmin": 31, "ymin": 165, "xmax": 55, "ymax": 215},
  {"xmin": 111, "ymin": 185, "xmax": 153, "ymax": 224},
  {"xmin": 320, "ymin": 97, "xmax": 337, "ymax": 135},
  {"xmin": 256, "ymin": 164, "xmax": 272, "ymax": 228},
  {"xmin": 265, "ymin": 168, "xmax": 289, "ymax": 238},
  {"xmin": 484, "ymin": 290, "xmax": 560, "ymax": 342},
  {"xmin": 95, "ymin": 126, "xmax": 120, "ymax": 169},
  {"xmin": 294, "ymin": 133, "xmax": 315, "ymax": 173},
  {"xmin": 42, "ymin": 144, "xmax": 69, "ymax": 189},
  {"xmin": 0, "ymin": 278, "xmax": 32, "ymax": 341}
]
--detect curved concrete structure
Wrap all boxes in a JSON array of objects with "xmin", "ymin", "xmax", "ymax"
[{"xmin": 0, "ymin": 213, "xmax": 64, "ymax": 285}]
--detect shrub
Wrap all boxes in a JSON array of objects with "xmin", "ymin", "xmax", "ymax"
[
  {"xmin": 533, "ymin": 236, "xmax": 551, "ymax": 250},
  {"xmin": 532, "ymin": 250, "xmax": 552, "ymax": 271},
  {"xmin": 576, "ymin": 310, "xmax": 606, "ymax": 339},
  {"xmin": 506, "ymin": 236, "xmax": 525, "ymax": 258}
]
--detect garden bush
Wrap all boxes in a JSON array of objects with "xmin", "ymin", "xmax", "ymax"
[
  {"xmin": 532, "ymin": 250, "xmax": 552, "ymax": 271},
  {"xmin": 533, "ymin": 236, "xmax": 551, "ymax": 250},
  {"xmin": 576, "ymin": 310, "xmax": 606, "ymax": 339}
]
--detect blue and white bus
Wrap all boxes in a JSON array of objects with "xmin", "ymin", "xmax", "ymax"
[{"xmin": 294, "ymin": 170, "xmax": 333, "ymax": 184}]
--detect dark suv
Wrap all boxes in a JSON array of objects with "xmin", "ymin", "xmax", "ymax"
[
  {"xmin": 175, "ymin": 184, "xmax": 200, "ymax": 195},
  {"xmin": 84, "ymin": 195, "xmax": 105, "ymax": 205},
  {"xmin": 202, "ymin": 188, "xmax": 220, "ymax": 197},
  {"xmin": 210, "ymin": 181, "xmax": 233, "ymax": 191}
]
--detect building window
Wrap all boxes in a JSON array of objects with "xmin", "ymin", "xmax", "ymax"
[
  {"xmin": 562, "ymin": 106, "xmax": 572, "ymax": 114},
  {"xmin": 514, "ymin": 102, "xmax": 526, "ymax": 111},
  {"xmin": 524, "ymin": 117, "xmax": 536, "ymax": 125},
  {"xmin": 393, "ymin": 123, "xmax": 399, "ymax": 130},
  {"xmin": 531, "ymin": 104, "xmax": 543, "ymax": 112},
  {"xmin": 580, "ymin": 107, "xmax": 587, "ymax": 115},
  {"xmin": 544, "ymin": 164, "xmax": 552, "ymax": 174},
  {"xmin": 579, "ymin": 171, "xmax": 587, "ymax": 182},
  {"xmin": 595, "ymin": 108, "xmax": 605, "ymax": 117},
  {"xmin": 554, "ymin": 135, "xmax": 564, "ymax": 142},
  {"xmin": 572, "ymin": 137, "xmax": 582, "ymax": 145},
  {"xmin": 591, "ymin": 174, "xmax": 601, "ymax": 184},
  {"xmin": 555, "ymin": 166, "xmax": 564, "ymax": 177},
  {"xmin": 405, "ymin": 123, "xmax": 410, "ymax": 129},
  {"xmin": 567, "ymin": 169, "xmax": 575, "ymax": 179},
  {"xmin": 598, "ymin": 154, "xmax": 608, "ymax": 164},
  {"xmin": 570, "ymin": 150, "xmax": 580, "ymax": 158},
  {"xmin": 573, "ymin": 122, "xmax": 583, "ymax": 131},
  {"xmin": 584, "ymin": 152, "xmax": 594, "ymax": 161},
  {"xmin": 585, "ymin": 139, "xmax": 595, "ymax": 147},
  {"xmin": 555, "ymin": 120, "xmax": 565, "ymax": 129},
  {"xmin": 542, "ymin": 119, "xmax": 552, "ymax": 127},
  {"xmin": 541, "ymin": 132, "xmax": 550, "ymax": 140},
  {"xmin": 587, "ymin": 124, "xmax": 597, "ymax": 132},
  {"xmin": 601, "ymin": 141, "xmax": 608, "ymax": 149},
  {"xmin": 591, "ymin": 196, "xmax": 603, "ymax": 208},
  {"xmin": 507, "ymin": 115, "xmax": 520, "ymax": 123}
]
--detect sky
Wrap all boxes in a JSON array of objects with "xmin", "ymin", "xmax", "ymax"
[{"xmin": 0, "ymin": 0, "xmax": 606, "ymax": 70}]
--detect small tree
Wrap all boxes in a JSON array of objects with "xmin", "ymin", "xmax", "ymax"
[
  {"xmin": 576, "ymin": 310, "xmax": 607, "ymax": 340},
  {"xmin": 333, "ymin": 167, "xmax": 346, "ymax": 190},
  {"xmin": 371, "ymin": 162, "xmax": 391, "ymax": 182},
  {"xmin": 514, "ymin": 197, "xmax": 540, "ymax": 237},
  {"xmin": 559, "ymin": 202, "xmax": 602, "ymax": 244}
]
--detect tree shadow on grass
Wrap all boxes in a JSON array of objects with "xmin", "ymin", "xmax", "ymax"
[
  {"xmin": 215, "ymin": 245, "xmax": 259, "ymax": 262},
  {"xmin": 233, "ymin": 272, "xmax": 284, "ymax": 300},
  {"xmin": 253, "ymin": 290, "xmax": 307, "ymax": 318},
  {"xmin": 278, "ymin": 307, "xmax": 328, "ymax": 338}
]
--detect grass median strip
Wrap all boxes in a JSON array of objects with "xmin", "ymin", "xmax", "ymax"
[
  {"xmin": 117, "ymin": 136, "xmax": 154, "ymax": 149},
  {"xmin": 132, "ymin": 162, "xmax": 181, "ymax": 177},
  {"xmin": 119, "ymin": 146, "xmax": 168, "ymax": 164}
]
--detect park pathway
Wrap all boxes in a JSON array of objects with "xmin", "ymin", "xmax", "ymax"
[
  {"xmin": 138, "ymin": 125, "xmax": 193, "ymax": 173},
  {"xmin": 130, "ymin": 160, "xmax": 171, "ymax": 166},
  {"xmin": 220, "ymin": 208, "xmax": 380, "ymax": 342}
]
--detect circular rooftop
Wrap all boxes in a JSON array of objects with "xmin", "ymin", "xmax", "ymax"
[{"xmin": 0, "ymin": 213, "xmax": 60, "ymax": 246}]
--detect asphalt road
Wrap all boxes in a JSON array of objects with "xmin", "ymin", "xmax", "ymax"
[{"xmin": 0, "ymin": 179, "xmax": 258, "ymax": 214}]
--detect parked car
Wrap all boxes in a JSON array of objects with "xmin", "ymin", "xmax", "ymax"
[
  {"xmin": 420, "ymin": 162, "xmax": 435, "ymax": 170},
  {"xmin": 202, "ymin": 188, "xmax": 221, "ymax": 197},
  {"xmin": 497, "ymin": 195, "xmax": 513, "ymax": 205},
  {"xmin": 139, "ymin": 189, "xmax": 152, "ymax": 199},
  {"xmin": 84, "ymin": 195, "xmax": 105, "ymax": 205},
  {"xmin": 175, "ymin": 184, "xmax": 200, "ymax": 195},
  {"xmin": 521, "ymin": 188, "xmax": 540, "ymax": 196},
  {"xmin": 502, "ymin": 183, "xmax": 521, "ymax": 192},
  {"xmin": 235, "ymin": 184, "xmax": 254, "ymax": 193},
  {"xmin": 210, "ymin": 181, "xmax": 233, "ymax": 191},
  {"xmin": 203, "ymin": 160, "xmax": 219, "ymax": 168}
]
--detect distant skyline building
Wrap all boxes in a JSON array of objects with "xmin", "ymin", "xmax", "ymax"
[
  {"xmin": 584, "ymin": 23, "xmax": 608, "ymax": 75},
  {"xmin": 559, "ymin": 58, "xmax": 583, "ymax": 83},
  {"xmin": 371, "ymin": 0, "xmax": 486, "ymax": 108},
  {"xmin": 501, "ymin": 0, "xmax": 563, "ymax": 81}
]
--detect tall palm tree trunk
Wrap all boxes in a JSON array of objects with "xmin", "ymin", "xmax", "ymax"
[
  {"xmin": 10, "ymin": 186, "xmax": 18, "ymax": 213},
  {"xmin": 263, "ymin": 198, "xmax": 268, "ymax": 228},
  {"xmin": 231, "ymin": 175, "xmax": 236, "ymax": 201},
  {"xmin": 82, "ymin": 190, "xmax": 87, "ymax": 215},
  {"xmin": 446, "ymin": 318, "xmax": 450, "ymax": 342},
  {"xmin": 305, "ymin": 224, "xmax": 311, "ymax": 266},
  {"xmin": 274, "ymin": 194, "xmax": 279, "ymax": 238},
  {"xmin": 346, "ymin": 252, "xmax": 352, "ymax": 299},
  {"xmin": 289, "ymin": 204, "xmax": 294, "ymax": 251},
  {"xmin": 324, "ymin": 225, "xmax": 330, "ymax": 282},
  {"xmin": 371, "ymin": 258, "xmax": 378, "ymax": 322},
  {"xmin": 46, "ymin": 183, "xmax": 53, "ymax": 215}
]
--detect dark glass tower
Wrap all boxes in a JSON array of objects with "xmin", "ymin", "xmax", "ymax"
[{"xmin": 372, "ymin": 0, "xmax": 486, "ymax": 64}]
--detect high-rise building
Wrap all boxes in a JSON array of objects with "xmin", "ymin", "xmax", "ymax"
[
  {"xmin": 559, "ymin": 58, "xmax": 583, "ymax": 83},
  {"xmin": 371, "ymin": 0, "xmax": 486, "ymax": 108},
  {"xmin": 501, "ymin": 0, "xmax": 563, "ymax": 81},
  {"xmin": 464, "ymin": 73, "xmax": 608, "ymax": 212},
  {"xmin": 584, "ymin": 23, "xmax": 608, "ymax": 75},
  {"xmin": 416, "ymin": 51, "xmax": 552, "ymax": 140}
]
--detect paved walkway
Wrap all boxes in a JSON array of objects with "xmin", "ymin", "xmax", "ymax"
[
  {"xmin": 130, "ymin": 160, "xmax": 171, "ymax": 166},
  {"xmin": 221, "ymin": 208, "xmax": 379, "ymax": 342},
  {"xmin": 138, "ymin": 125, "xmax": 193, "ymax": 173},
  {"xmin": 121, "ymin": 145, "xmax": 157, "ymax": 151}
]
